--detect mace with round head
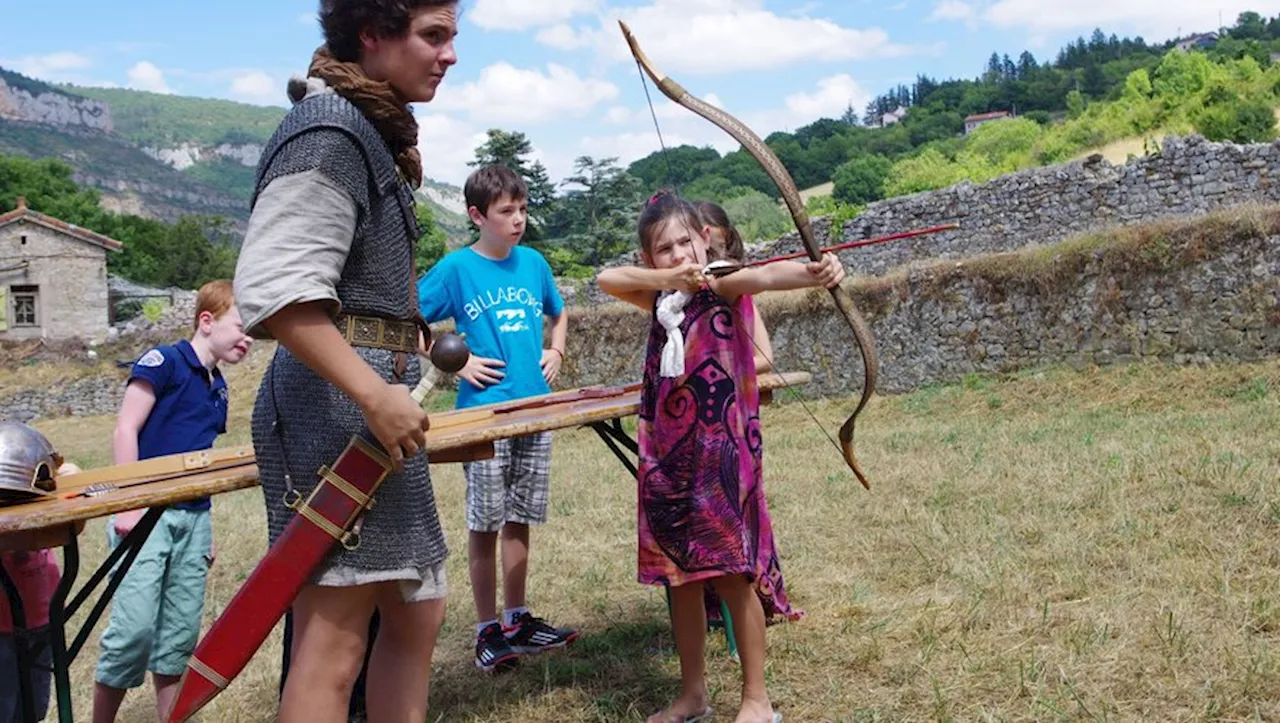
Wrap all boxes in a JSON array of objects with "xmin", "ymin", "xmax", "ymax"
[{"xmin": 428, "ymin": 332, "xmax": 470, "ymax": 374}]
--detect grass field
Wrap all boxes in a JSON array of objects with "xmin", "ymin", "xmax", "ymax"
[{"xmin": 25, "ymin": 353, "xmax": 1280, "ymax": 722}]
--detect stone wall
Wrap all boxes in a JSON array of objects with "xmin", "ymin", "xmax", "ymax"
[
  {"xmin": 768, "ymin": 134, "xmax": 1280, "ymax": 279},
  {"xmin": 1, "ymin": 374, "xmax": 127, "ymax": 423},
  {"xmin": 0, "ymin": 220, "xmax": 112, "ymax": 341}
]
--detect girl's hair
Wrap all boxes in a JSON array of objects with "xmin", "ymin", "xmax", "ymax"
[
  {"xmin": 319, "ymin": 0, "xmax": 459, "ymax": 62},
  {"xmin": 637, "ymin": 190, "xmax": 704, "ymax": 258},
  {"xmin": 694, "ymin": 200, "xmax": 744, "ymax": 262}
]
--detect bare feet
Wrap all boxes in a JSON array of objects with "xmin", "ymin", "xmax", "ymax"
[
  {"xmin": 647, "ymin": 690, "xmax": 711, "ymax": 723},
  {"xmin": 732, "ymin": 696, "xmax": 777, "ymax": 723}
]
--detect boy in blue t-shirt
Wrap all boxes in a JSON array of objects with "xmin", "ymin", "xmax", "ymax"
[
  {"xmin": 418, "ymin": 165, "xmax": 575, "ymax": 673},
  {"xmin": 91, "ymin": 280, "xmax": 253, "ymax": 722}
]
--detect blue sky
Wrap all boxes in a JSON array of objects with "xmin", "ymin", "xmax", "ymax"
[{"xmin": 3, "ymin": 0, "xmax": 1273, "ymax": 187}]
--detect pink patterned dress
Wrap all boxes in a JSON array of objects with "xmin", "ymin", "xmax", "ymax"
[{"xmin": 637, "ymin": 289, "xmax": 802, "ymax": 624}]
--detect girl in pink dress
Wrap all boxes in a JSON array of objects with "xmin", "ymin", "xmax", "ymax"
[{"xmin": 597, "ymin": 191, "xmax": 844, "ymax": 723}]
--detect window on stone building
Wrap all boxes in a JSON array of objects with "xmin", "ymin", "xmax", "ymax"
[{"xmin": 11, "ymin": 285, "xmax": 38, "ymax": 327}]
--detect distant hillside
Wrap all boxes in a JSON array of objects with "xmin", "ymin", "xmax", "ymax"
[
  {"xmin": 0, "ymin": 67, "xmax": 84, "ymax": 100},
  {"xmin": 1, "ymin": 69, "xmax": 482, "ymax": 243},
  {"xmin": 65, "ymin": 85, "xmax": 286, "ymax": 147},
  {"xmin": 0, "ymin": 119, "xmax": 248, "ymax": 225}
]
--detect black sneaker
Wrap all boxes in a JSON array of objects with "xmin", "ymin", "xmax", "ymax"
[
  {"xmin": 475, "ymin": 622, "xmax": 520, "ymax": 673},
  {"xmin": 503, "ymin": 612, "xmax": 580, "ymax": 654}
]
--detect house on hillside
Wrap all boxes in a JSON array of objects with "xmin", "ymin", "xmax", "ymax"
[
  {"xmin": 0, "ymin": 196, "xmax": 122, "ymax": 341},
  {"xmin": 964, "ymin": 110, "xmax": 1013, "ymax": 135},
  {"xmin": 1174, "ymin": 32, "xmax": 1219, "ymax": 52},
  {"xmin": 879, "ymin": 106, "xmax": 908, "ymax": 127}
]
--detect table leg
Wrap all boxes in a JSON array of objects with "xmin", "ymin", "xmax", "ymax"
[
  {"xmin": 589, "ymin": 419, "xmax": 639, "ymax": 478},
  {"xmin": 0, "ymin": 561, "xmax": 36, "ymax": 722},
  {"xmin": 42, "ymin": 507, "xmax": 164, "ymax": 723},
  {"xmin": 47, "ymin": 536, "xmax": 77, "ymax": 723}
]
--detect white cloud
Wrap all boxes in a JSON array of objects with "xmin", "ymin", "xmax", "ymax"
[
  {"xmin": 468, "ymin": 0, "xmax": 598, "ymax": 31},
  {"xmin": 126, "ymin": 61, "xmax": 171, "ymax": 94},
  {"xmin": 982, "ymin": 0, "xmax": 1280, "ymax": 39},
  {"xmin": 780, "ymin": 74, "xmax": 870, "ymax": 124},
  {"xmin": 605, "ymin": 106, "xmax": 632, "ymax": 124},
  {"xmin": 536, "ymin": 23, "xmax": 593, "ymax": 50},
  {"xmin": 228, "ymin": 70, "xmax": 280, "ymax": 105},
  {"xmin": 415, "ymin": 112, "xmax": 491, "ymax": 186},
  {"xmin": 432, "ymin": 62, "xmax": 617, "ymax": 123},
  {"xmin": 1, "ymin": 52, "xmax": 92, "ymax": 81},
  {"xmin": 930, "ymin": 1, "xmax": 975, "ymax": 22},
  {"xmin": 561, "ymin": 0, "xmax": 920, "ymax": 75}
]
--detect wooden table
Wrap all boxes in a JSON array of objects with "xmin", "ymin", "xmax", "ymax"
[{"xmin": 0, "ymin": 371, "xmax": 810, "ymax": 723}]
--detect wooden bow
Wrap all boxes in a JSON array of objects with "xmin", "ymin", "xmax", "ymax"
[{"xmin": 619, "ymin": 20, "xmax": 878, "ymax": 489}]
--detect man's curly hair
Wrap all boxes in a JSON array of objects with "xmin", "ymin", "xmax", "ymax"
[{"xmin": 317, "ymin": 0, "xmax": 457, "ymax": 62}]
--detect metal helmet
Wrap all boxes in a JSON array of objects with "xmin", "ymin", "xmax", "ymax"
[{"xmin": 0, "ymin": 421, "xmax": 64, "ymax": 502}]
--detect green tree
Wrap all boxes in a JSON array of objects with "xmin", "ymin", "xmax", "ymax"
[
  {"xmin": 413, "ymin": 202, "xmax": 449, "ymax": 275},
  {"xmin": 1195, "ymin": 93, "xmax": 1278, "ymax": 142},
  {"xmin": 554, "ymin": 156, "xmax": 643, "ymax": 268},
  {"xmin": 1065, "ymin": 89, "xmax": 1087, "ymax": 119},
  {"xmin": 1153, "ymin": 50, "xmax": 1213, "ymax": 103},
  {"xmin": 721, "ymin": 189, "xmax": 791, "ymax": 244},
  {"xmin": 0, "ymin": 155, "xmax": 110, "ymax": 228},
  {"xmin": 1122, "ymin": 68, "xmax": 1154, "ymax": 100},
  {"xmin": 965, "ymin": 117, "xmax": 1043, "ymax": 168},
  {"xmin": 627, "ymin": 145, "xmax": 721, "ymax": 190},
  {"xmin": 883, "ymin": 147, "xmax": 967, "ymax": 196},
  {"xmin": 832, "ymin": 154, "xmax": 892, "ymax": 205}
]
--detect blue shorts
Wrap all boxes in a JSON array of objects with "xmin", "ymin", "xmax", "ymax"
[{"xmin": 95, "ymin": 508, "xmax": 212, "ymax": 689}]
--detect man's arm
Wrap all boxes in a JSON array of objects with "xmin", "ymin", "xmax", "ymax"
[
  {"xmin": 263, "ymin": 301, "xmax": 429, "ymax": 470},
  {"xmin": 110, "ymin": 380, "xmax": 157, "ymax": 535}
]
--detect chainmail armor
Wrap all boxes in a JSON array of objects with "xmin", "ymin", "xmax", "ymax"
[{"xmin": 248, "ymin": 91, "xmax": 447, "ymax": 575}]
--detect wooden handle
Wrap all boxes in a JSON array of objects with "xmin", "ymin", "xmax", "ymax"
[{"xmin": 411, "ymin": 364, "xmax": 443, "ymax": 404}]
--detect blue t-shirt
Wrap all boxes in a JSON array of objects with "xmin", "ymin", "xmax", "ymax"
[
  {"xmin": 417, "ymin": 245, "xmax": 565, "ymax": 409},
  {"xmin": 127, "ymin": 339, "xmax": 229, "ymax": 511}
]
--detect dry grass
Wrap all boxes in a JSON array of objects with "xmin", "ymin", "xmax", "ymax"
[{"xmin": 20, "ymin": 351, "xmax": 1280, "ymax": 722}]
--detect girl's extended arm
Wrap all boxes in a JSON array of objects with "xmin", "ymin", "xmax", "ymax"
[
  {"xmin": 596, "ymin": 263, "xmax": 704, "ymax": 310},
  {"xmin": 711, "ymin": 253, "xmax": 845, "ymax": 301}
]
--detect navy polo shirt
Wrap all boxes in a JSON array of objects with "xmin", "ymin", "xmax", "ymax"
[{"xmin": 128, "ymin": 339, "xmax": 229, "ymax": 511}]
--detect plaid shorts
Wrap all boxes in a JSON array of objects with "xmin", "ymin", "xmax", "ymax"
[{"xmin": 463, "ymin": 431, "xmax": 552, "ymax": 532}]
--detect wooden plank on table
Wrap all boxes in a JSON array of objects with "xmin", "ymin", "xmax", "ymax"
[
  {"xmin": 56, "ymin": 445, "xmax": 255, "ymax": 491},
  {"xmin": 427, "ymin": 408, "xmax": 495, "ymax": 430}
]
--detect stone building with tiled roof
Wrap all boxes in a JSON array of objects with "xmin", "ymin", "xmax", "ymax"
[{"xmin": 0, "ymin": 196, "xmax": 122, "ymax": 341}]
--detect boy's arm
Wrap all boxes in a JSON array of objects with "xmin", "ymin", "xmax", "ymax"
[
  {"xmin": 596, "ymin": 264, "xmax": 704, "ymax": 310},
  {"xmin": 110, "ymin": 380, "xmax": 158, "ymax": 535},
  {"xmin": 711, "ymin": 253, "xmax": 845, "ymax": 300},
  {"xmin": 541, "ymin": 309, "xmax": 569, "ymax": 384}
]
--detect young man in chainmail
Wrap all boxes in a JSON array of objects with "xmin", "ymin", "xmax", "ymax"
[{"xmin": 231, "ymin": 1, "xmax": 460, "ymax": 720}]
